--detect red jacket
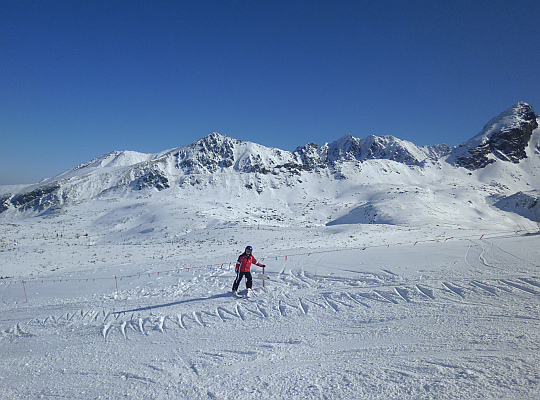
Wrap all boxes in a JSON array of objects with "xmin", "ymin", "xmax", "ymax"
[{"xmin": 236, "ymin": 253, "xmax": 264, "ymax": 273}]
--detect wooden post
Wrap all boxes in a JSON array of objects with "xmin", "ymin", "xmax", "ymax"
[{"xmin": 22, "ymin": 281, "xmax": 28, "ymax": 303}]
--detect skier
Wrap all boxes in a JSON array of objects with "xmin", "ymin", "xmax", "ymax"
[{"xmin": 232, "ymin": 245, "xmax": 265, "ymax": 297}]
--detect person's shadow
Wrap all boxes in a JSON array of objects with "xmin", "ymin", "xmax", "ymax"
[{"xmin": 112, "ymin": 292, "xmax": 233, "ymax": 315}]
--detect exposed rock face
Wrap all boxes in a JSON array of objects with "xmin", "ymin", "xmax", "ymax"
[
  {"xmin": 295, "ymin": 134, "xmax": 450, "ymax": 166},
  {"xmin": 494, "ymin": 191, "xmax": 540, "ymax": 223},
  {"xmin": 451, "ymin": 102, "xmax": 537, "ymax": 170},
  {"xmin": 176, "ymin": 132, "xmax": 241, "ymax": 173},
  {"xmin": 173, "ymin": 132, "xmax": 299, "ymax": 174},
  {"xmin": 8, "ymin": 184, "xmax": 61, "ymax": 213},
  {"xmin": 0, "ymin": 194, "xmax": 11, "ymax": 213},
  {"xmin": 293, "ymin": 143, "xmax": 322, "ymax": 169},
  {"xmin": 133, "ymin": 170, "xmax": 170, "ymax": 191}
]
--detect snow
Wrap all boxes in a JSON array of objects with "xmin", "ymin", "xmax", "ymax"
[
  {"xmin": 2, "ymin": 192, "xmax": 539, "ymax": 399},
  {"xmin": 1, "ymin": 220, "xmax": 539, "ymax": 399},
  {"xmin": 1, "ymin": 119, "xmax": 540, "ymax": 398}
]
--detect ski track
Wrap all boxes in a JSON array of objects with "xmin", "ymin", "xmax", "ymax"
[{"xmin": 3, "ymin": 273, "xmax": 540, "ymax": 342}]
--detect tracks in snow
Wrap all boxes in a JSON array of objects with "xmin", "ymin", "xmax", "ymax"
[
  {"xmin": 102, "ymin": 273, "xmax": 540, "ymax": 341},
  {"xmin": 2, "ymin": 271, "xmax": 539, "ymax": 342}
]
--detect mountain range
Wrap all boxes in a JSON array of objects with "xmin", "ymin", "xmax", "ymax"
[{"xmin": 1, "ymin": 102, "xmax": 539, "ymax": 230}]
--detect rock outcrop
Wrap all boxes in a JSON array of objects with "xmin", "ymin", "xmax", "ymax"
[{"xmin": 450, "ymin": 102, "xmax": 537, "ymax": 170}]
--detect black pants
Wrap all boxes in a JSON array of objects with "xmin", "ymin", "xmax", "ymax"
[{"xmin": 232, "ymin": 270, "xmax": 252, "ymax": 291}]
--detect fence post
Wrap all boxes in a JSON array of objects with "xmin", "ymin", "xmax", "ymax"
[{"xmin": 22, "ymin": 281, "xmax": 28, "ymax": 302}]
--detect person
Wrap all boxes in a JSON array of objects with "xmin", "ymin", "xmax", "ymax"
[{"xmin": 232, "ymin": 245, "xmax": 265, "ymax": 296}]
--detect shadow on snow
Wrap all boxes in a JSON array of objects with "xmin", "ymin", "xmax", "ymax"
[{"xmin": 112, "ymin": 292, "xmax": 232, "ymax": 314}]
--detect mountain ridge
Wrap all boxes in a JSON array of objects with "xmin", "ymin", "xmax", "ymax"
[
  {"xmin": 23, "ymin": 101, "xmax": 535, "ymax": 186},
  {"xmin": 1, "ymin": 102, "xmax": 539, "ymax": 229}
]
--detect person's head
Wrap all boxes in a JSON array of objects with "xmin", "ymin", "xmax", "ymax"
[{"xmin": 245, "ymin": 245, "xmax": 252, "ymax": 255}]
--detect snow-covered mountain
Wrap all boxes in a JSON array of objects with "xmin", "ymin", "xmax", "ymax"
[
  {"xmin": 448, "ymin": 102, "xmax": 538, "ymax": 169},
  {"xmin": 1, "ymin": 102, "xmax": 539, "ymax": 230}
]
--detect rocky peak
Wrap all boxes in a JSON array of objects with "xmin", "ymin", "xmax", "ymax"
[
  {"xmin": 190, "ymin": 132, "xmax": 240, "ymax": 153},
  {"xmin": 450, "ymin": 102, "xmax": 538, "ymax": 170},
  {"xmin": 292, "ymin": 143, "xmax": 321, "ymax": 168},
  {"xmin": 316, "ymin": 134, "xmax": 448, "ymax": 166},
  {"xmin": 324, "ymin": 134, "xmax": 363, "ymax": 162},
  {"xmin": 174, "ymin": 133, "xmax": 299, "ymax": 174},
  {"xmin": 173, "ymin": 133, "xmax": 240, "ymax": 173}
]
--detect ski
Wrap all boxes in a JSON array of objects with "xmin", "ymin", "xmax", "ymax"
[{"xmin": 230, "ymin": 289, "xmax": 253, "ymax": 299}]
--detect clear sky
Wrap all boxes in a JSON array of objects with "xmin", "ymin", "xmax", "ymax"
[{"xmin": 1, "ymin": 0, "xmax": 539, "ymax": 185}]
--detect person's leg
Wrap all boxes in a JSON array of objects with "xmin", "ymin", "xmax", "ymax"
[
  {"xmin": 245, "ymin": 272, "xmax": 253, "ymax": 289},
  {"xmin": 232, "ymin": 271, "xmax": 244, "ymax": 291}
]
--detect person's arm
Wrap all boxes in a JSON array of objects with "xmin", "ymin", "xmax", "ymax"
[{"xmin": 235, "ymin": 255, "xmax": 243, "ymax": 271}]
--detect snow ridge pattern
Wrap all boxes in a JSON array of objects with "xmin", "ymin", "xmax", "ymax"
[{"xmin": 1, "ymin": 233, "xmax": 539, "ymax": 399}]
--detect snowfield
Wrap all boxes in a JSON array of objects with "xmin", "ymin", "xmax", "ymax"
[{"xmin": 1, "ymin": 212, "xmax": 539, "ymax": 399}]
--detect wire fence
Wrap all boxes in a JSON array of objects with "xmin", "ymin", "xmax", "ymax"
[{"xmin": 1, "ymin": 227, "xmax": 538, "ymax": 302}]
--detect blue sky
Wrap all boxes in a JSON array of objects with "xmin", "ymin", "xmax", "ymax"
[{"xmin": 1, "ymin": 0, "xmax": 539, "ymax": 185}]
